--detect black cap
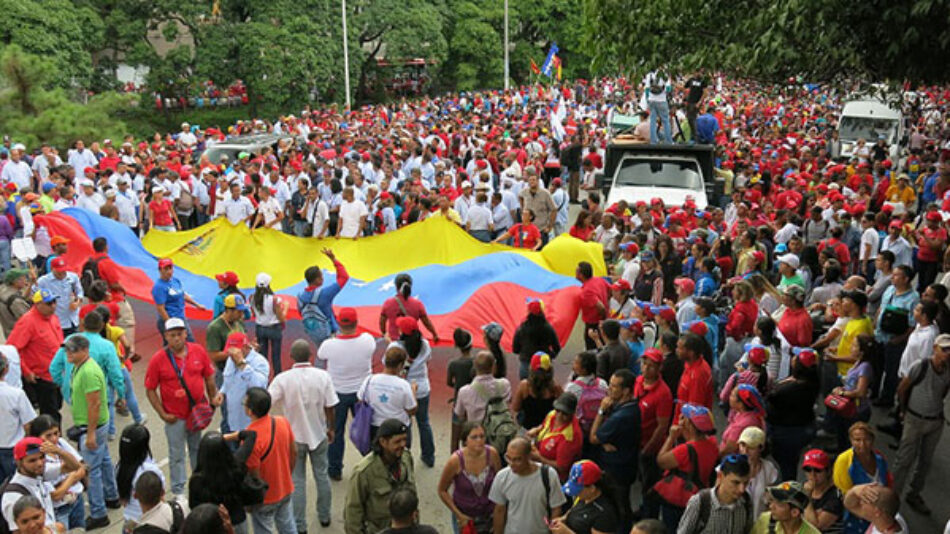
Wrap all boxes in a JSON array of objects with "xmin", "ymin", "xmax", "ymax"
[
  {"xmin": 553, "ymin": 392, "xmax": 578, "ymax": 415},
  {"xmin": 377, "ymin": 418, "xmax": 409, "ymax": 439}
]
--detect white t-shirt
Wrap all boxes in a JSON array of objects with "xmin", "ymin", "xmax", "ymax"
[
  {"xmin": 124, "ymin": 458, "xmax": 164, "ymax": 521},
  {"xmin": 357, "ymin": 373, "xmax": 416, "ymax": 426},
  {"xmin": 268, "ymin": 363, "xmax": 340, "ymax": 450},
  {"xmin": 316, "ymin": 333, "xmax": 375, "ymax": 394},
  {"xmin": 257, "ymin": 197, "xmax": 282, "ymax": 227},
  {"xmin": 338, "ymin": 199, "xmax": 368, "ymax": 238},
  {"xmin": 868, "ymin": 514, "xmax": 908, "ymax": 534},
  {"xmin": 860, "ymin": 227, "xmax": 880, "ymax": 261}
]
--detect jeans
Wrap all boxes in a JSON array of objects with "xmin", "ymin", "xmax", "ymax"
[
  {"xmin": 648, "ymin": 100, "xmax": 673, "ymax": 144},
  {"xmin": 518, "ymin": 359, "xmax": 530, "ymax": 381},
  {"xmin": 23, "ymin": 379, "xmax": 62, "ymax": 422},
  {"xmin": 55, "ymin": 499, "xmax": 85, "ymax": 530},
  {"xmin": 80, "ymin": 424, "xmax": 118, "ymax": 519},
  {"xmin": 328, "ymin": 392, "xmax": 358, "ymax": 477},
  {"xmin": 413, "ymin": 395, "xmax": 435, "ymax": 466},
  {"xmin": 165, "ymin": 419, "xmax": 202, "ymax": 495},
  {"xmin": 0, "ymin": 239, "xmax": 10, "ymax": 274},
  {"xmin": 256, "ymin": 324, "xmax": 284, "ymax": 375},
  {"xmin": 770, "ymin": 423, "xmax": 816, "ymax": 481},
  {"xmin": 251, "ymin": 495, "xmax": 296, "ymax": 534},
  {"xmin": 878, "ymin": 341, "xmax": 906, "ymax": 404},
  {"xmin": 292, "ymin": 440, "xmax": 331, "ymax": 529},
  {"xmin": 0, "ymin": 448, "xmax": 13, "ymax": 482},
  {"xmin": 293, "ymin": 220, "xmax": 310, "ymax": 237},
  {"xmin": 470, "ymin": 229, "xmax": 492, "ymax": 243},
  {"xmin": 109, "ymin": 367, "xmax": 145, "ymax": 434}
]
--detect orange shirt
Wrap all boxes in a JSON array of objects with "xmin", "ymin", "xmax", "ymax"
[{"xmin": 246, "ymin": 415, "xmax": 296, "ymax": 504}]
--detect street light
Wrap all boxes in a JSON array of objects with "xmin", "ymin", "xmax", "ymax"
[
  {"xmin": 503, "ymin": 0, "xmax": 509, "ymax": 91},
  {"xmin": 342, "ymin": 0, "xmax": 351, "ymax": 109}
]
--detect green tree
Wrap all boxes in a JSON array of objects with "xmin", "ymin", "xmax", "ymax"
[
  {"xmin": 0, "ymin": 46, "xmax": 133, "ymax": 148},
  {"xmin": 583, "ymin": 0, "xmax": 950, "ymax": 83}
]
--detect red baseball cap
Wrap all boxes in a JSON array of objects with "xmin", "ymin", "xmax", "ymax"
[
  {"xmin": 888, "ymin": 220, "xmax": 903, "ymax": 230},
  {"xmin": 689, "ymin": 321, "xmax": 709, "ymax": 336},
  {"xmin": 642, "ymin": 348, "xmax": 663, "ymax": 363},
  {"xmin": 674, "ymin": 277, "xmax": 695, "ymax": 294},
  {"xmin": 83, "ymin": 166, "xmax": 96, "ymax": 174},
  {"xmin": 395, "ymin": 316, "xmax": 419, "ymax": 336},
  {"xmin": 13, "ymin": 437, "xmax": 44, "ymax": 461},
  {"xmin": 224, "ymin": 332, "xmax": 249, "ymax": 349},
  {"xmin": 926, "ymin": 211, "xmax": 943, "ymax": 222},
  {"xmin": 50, "ymin": 257, "xmax": 67, "ymax": 271},
  {"xmin": 802, "ymin": 448, "xmax": 830, "ymax": 470},
  {"xmin": 158, "ymin": 258, "xmax": 174, "ymax": 269},
  {"xmin": 611, "ymin": 279, "xmax": 632, "ymax": 292},
  {"xmin": 747, "ymin": 346, "xmax": 768, "ymax": 366},
  {"xmin": 216, "ymin": 271, "xmax": 240, "ymax": 286},
  {"xmin": 338, "ymin": 307, "xmax": 358, "ymax": 326}
]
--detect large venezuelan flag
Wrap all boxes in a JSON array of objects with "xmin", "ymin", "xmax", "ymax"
[{"xmin": 38, "ymin": 209, "xmax": 606, "ymax": 349}]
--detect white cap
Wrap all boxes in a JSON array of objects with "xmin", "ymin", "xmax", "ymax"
[
  {"xmin": 778, "ymin": 253, "xmax": 800, "ymax": 269},
  {"xmin": 181, "ymin": 122, "xmax": 190, "ymax": 128},
  {"xmin": 461, "ymin": 180, "xmax": 472, "ymax": 189},
  {"xmin": 256, "ymin": 272, "xmax": 272, "ymax": 287},
  {"xmin": 164, "ymin": 317, "xmax": 186, "ymax": 330},
  {"xmin": 475, "ymin": 182, "xmax": 490, "ymax": 190},
  {"xmin": 117, "ymin": 176, "xmax": 131, "ymax": 185},
  {"xmin": 153, "ymin": 185, "xmax": 165, "ymax": 193},
  {"xmin": 80, "ymin": 179, "xmax": 95, "ymax": 188},
  {"xmin": 104, "ymin": 189, "xmax": 117, "ymax": 198},
  {"xmin": 12, "ymin": 143, "xmax": 25, "ymax": 152}
]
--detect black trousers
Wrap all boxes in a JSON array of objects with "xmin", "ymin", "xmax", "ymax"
[{"xmin": 24, "ymin": 379, "xmax": 62, "ymax": 422}]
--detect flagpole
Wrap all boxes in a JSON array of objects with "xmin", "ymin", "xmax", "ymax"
[{"xmin": 503, "ymin": 0, "xmax": 509, "ymax": 92}]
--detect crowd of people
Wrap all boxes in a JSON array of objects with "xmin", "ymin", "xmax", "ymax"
[{"xmin": 0, "ymin": 73, "xmax": 949, "ymax": 534}]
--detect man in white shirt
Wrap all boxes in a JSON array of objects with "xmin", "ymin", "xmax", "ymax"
[
  {"xmin": 642, "ymin": 70, "xmax": 673, "ymax": 143},
  {"xmin": 269, "ymin": 339, "xmax": 339, "ymax": 530},
  {"xmin": 67, "ymin": 141, "xmax": 97, "ymax": 178},
  {"xmin": 454, "ymin": 181, "xmax": 474, "ymax": 224},
  {"xmin": 336, "ymin": 187, "xmax": 367, "ymax": 239},
  {"xmin": 859, "ymin": 212, "xmax": 880, "ymax": 281},
  {"xmin": 881, "ymin": 220, "xmax": 913, "ymax": 268},
  {"xmin": 221, "ymin": 183, "xmax": 255, "ymax": 226},
  {"xmin": 114, "ymin": 178, "xmax": 139, "ymax": 232},
  {"xmin": 1, "ymin": 145, "xmax": 32, "ymax": 191},
  {"xmin": 31, "ymin": 145, "xmax": 62, "ymax": 182},
  {"xmin": 898, "ymin": 300, "xmax": 939, "ymax": 379},
  {"xmin": 316, "ymin": 308, "xmax": 374, "ymax": 480},
  {"xmin": 177, "ymin": 123, "xmax": 197, "ymax": 149},
  {"xmin": 75, "ymin": 180, "xmax": 104, "ymax": 213},
  {"xmin": 1, "ymin": 437, "xmax": 58, "ymax": 533},
  {"xmin": 253, "ymin": 187, "xmax": 284, "ymax": 230},
  {"xmin": 0, "ymin": 353, "xmax": 36, "ymax": 480},
  {"xmin": 466, "ymin": 189, "xmax": 494, "ymax": 242}
]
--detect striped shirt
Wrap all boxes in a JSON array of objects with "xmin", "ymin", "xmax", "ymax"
[{"xmin": 677, "ymin": 487, "xmax": 754, "ymax": 534}]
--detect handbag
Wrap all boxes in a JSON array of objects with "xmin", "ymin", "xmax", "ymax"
[
  {"xmin": 350, "ymin": 377, "xmax": 375, "ymax": 456},
  {"xmin": 166, "ymin": 349, "xmax": 214, "ymax": 432},
  {"xmin": 880, "ymin": 306, "xmax": 910, "ymax": 335},
  {"xmin": 651, "ymin": 443, "xmax": 705, "ymax": 508},
  {"xmin": 824, "ymin": 393, "xmax": 857, "ymax": 418},
  {"xmin": 240, "ymin": 418, "xmax": 276, "ymax": 506}
]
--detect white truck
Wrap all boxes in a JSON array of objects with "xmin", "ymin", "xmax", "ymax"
[
  {"xmin": 837, "ymin": 99, "xmax": 903, "ymax": 162},
  {"xmin": 600, "ymin": 141, "xmax": 720, "ymax": 209}
]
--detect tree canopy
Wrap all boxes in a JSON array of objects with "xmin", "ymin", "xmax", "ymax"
[{"xmin": 583, "ymin": 0, "xmax": 950, "ymax": 83}]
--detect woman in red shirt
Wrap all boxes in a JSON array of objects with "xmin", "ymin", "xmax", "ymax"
[
  {"xmin": 495, "ymin": 208, "xmax": 542, "ymax": 250},
  {"xmin": 568, "ymin": 210, "xmax": 594, "ymax": 241},
  {"xmin": 148, "ymin": 187, "xmax": 179, "ymax": 231},
  {"xmin": 726, "ymin": 280, "xmax": 759, "ymax": 342},
  {"xmin": 777, "ymin": 284, "xmax": 813, "ymax": 348}
]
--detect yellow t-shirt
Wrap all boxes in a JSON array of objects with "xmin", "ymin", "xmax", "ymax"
[
  {"xmin": 835, "ymin": 316, "xmax": 873, "ymax": 376},
  {"xmin": 104, "ymin": 324, "xmax": 127, "ymax": 361}
]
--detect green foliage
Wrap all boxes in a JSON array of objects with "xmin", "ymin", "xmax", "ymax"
[
  {"xmin": 0, "ymin": 46, "xmax": 133, "ymax": 148},
  {"xmin": 582, "ymin": 0, "xmax": 950, "ymax": 83}
]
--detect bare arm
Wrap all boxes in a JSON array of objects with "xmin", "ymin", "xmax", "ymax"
[{"xmin": 493, "ymin": 504, "xmax": 507, "ymax": 534}]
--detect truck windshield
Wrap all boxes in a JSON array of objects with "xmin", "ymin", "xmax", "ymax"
[
  {"xmin": 615, "ymin": 158, "xmax": 702, "ymax": 189},
  {"xmin": 839, "ymin": 116, "xmax": 897, "ymax": 143}
]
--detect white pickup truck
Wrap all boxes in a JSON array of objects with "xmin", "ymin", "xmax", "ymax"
[{"xmin": 600, "ymin": 141, "xmax": 720, "ymax": 209}]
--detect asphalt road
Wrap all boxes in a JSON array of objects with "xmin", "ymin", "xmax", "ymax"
[{"xmin": 69, "ymin": 289, "xmax": 950, "ymax": 534}]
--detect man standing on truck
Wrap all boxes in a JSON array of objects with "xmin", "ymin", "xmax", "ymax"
[
  {"xmin": 642, "ymin": 70, "xmax": 673, "ymax": 144},
  {"xmin": 683, "ymin": 73, "xmax": 708, "ymax": 142}
]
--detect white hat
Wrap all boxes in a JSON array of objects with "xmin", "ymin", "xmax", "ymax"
[
  {"xmin": 164, "ymin": 317, "xmax": 186, "ymax": 330},
  {"xmin": 80, "ymin": 179, "xmax": 95, "ymax": 188},
  {"xmin": 256, "ymin": 272, "xmax": 272, "ymax": 287},
  {"xmin": 778, "ymin": 253, "xmax": 800, "ymax": 269},
  {"xmin": 460, "ymin": 180, "xmax": 472, "ymax": 189},
  {"xmin": 152, "ymin": 185, "xmax": 166, "ymax": 193},
  {"xmin": 11, "ymin": 143, "xmax": 25, "ymax": 152},
  {"xmin": 104, "ymin": 189, "xmax": 117, "ymax": 198},
  {"xmin": 117, "ymin": 176, "xmax": 131, "ymax": 185},
  {"xmin": 475, "ymin": 182, "xmax": 490, "ymax": 191}
]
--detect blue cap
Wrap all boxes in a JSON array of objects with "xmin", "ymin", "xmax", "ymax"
[
  {"xmin": 561, "ymin": 460, "xmax": 602, "ymax": 498},
  {"xmin": 41, "ymin": 182, "xmax": 55, "ymax": 193},
  {"xmin": 31, "ymin": 289, "xmax": 57, "ymax": 304},
  {"xmin": 640, "ymin": 250, "xmax": 655, "ymax": 262},
  {"xmin": 775, "ymin": 243, "xmax": 788, "ymax": 254}
]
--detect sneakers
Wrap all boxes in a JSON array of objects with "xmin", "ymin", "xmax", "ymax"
[
  {"xmin": 329, "ymin": 472, "xmax": 342, "ymax": 481},
  {"xmin": 136, "ymin": 414, "xmax": 149, "ymax": 426},
  {"xmin": 905, "ymin": 493, "xmax": 931, "ymax": 515},
  {"xmin": 116, "ymin": 404, "xmax": 130, "ymax": 417},
  {"xmin": 85, "ymin": 515, "xmax": 111, "ymax": 530}
]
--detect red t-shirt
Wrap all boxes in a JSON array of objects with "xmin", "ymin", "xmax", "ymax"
[
  {"xmin": 778, "ymin": 307, "xmax": 813, "ymax": 348},
  {"xmin": 380, "ymin": 296, "xmax": 428, "ymax": 339},
  {"xmin": 7, "ymin": 308, "xmax": 63, "ymax": 382},
  {"xmin": 634, "ymin": 376, "xmax": 673, "ymax": 453},
  {"xmin": 580, "ymin": 276, "xmax": 610, "ymax": 324},
  {"xmin": 672, "ymin": 436, "xmax": 719, "ymax": 487},
  {"xmin": 508, "ymin": 223, "xmax": 541, "ymax": 249},
  {"xmin": 149, "ymin": 199, "xmax": 174, "ymax": 226},
  {"xmin": 917, "ymin": 226, "xmax": 948, "ymax": 262},
  {"xmin": 92, "ymin": 253, "xmax": 124, "ymax": 296},
  {"xmin": 144, "ymin": 343, "xmax": 214, "ymax": 420},
  {"xmin": 79, "ymin": 302, "xmax": 120, "ymax": 324},
  {"xmin": 246, "ymin": 415, "xmax": 296, "ymax": 504},
  {"xmin": 569, "ymin": 225, "xmax": 594, "ymax": 241},
  {"xmin": 677, "ymin": 358, "xmax": 714, "ymax": 414},
  {"xmin": 536, "ymin": 412, "xmax": 583, "ymax": 482}
]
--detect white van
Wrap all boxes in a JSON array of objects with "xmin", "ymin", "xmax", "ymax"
[
  {"xmin": 838, "ymin": 100, "xmax": 903, "ymax": 161},
  {"xmin": 601, "ymin": 142, "xmax": 720, "ymax": 209}
]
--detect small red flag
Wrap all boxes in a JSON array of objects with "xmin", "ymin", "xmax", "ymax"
[{"xmin": 530, "ymin": 59, "xmax": 541, "ymax": 75}]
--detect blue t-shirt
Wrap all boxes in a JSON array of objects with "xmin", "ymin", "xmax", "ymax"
[
  {"xmin": 152, "ymin": 277, "xmax": 186, "ymax": 319},
  {"xmin": 695, "ymin": 113, "xmax": 719, "ymax": 143}
]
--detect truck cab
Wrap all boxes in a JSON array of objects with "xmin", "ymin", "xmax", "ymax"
[
  {"xmin": 600, "ymin": 140, "xmax": 720, "ymax": 210},
  {"xmin": 837, "ymin": 99, "xmax": 903, "ymax": 162}
]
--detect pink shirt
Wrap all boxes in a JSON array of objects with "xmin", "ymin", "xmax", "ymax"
[{"xmin": 720, "ymin": 410, "xmax": 764, "ymax": 446}]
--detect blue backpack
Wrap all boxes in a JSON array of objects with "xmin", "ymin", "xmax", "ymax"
[{"xmin": 300, "ymin": 288, "xmax": 332, "ymax": 344}]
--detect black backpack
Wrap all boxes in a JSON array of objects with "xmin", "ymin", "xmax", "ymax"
[
  {"xmin": 131, "ymin": 500, "xmax": 185, "ymax": 534},
  {"xmin": 0, "ymin": 480, "xmax": 30, "ymax": 534},
  {"xmin": 81, "ymin": 256, "xmax": 105, "ymax": 295},
  {"xmin": 692, "ymin": 488, "xmax": 753, "ymax": 534}
]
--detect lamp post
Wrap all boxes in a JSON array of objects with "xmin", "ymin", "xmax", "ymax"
[
  {"xmin": 503, "ymin": 0, "xmax": 509, "ymax": 91},
  {"xmin": 342, "ymin": 0, "xmax": 351, "ymax": 109}
]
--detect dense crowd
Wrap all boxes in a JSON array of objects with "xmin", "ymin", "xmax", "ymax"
[{"xmin": 0, "ymin": 74, "xmax": 949, "ymax": 534}]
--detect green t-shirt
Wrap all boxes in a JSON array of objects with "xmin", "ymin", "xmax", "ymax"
[
  {"xmin": 778, "ymin": 273, "xmax": 805, "ymax": 290},
  {"xmin": 70, "ymin": 358, "xmax": 109, "ymax": 426},
  {"xmin": 206, "ymin": 316, "xmax": 245, "ymax": 367}
]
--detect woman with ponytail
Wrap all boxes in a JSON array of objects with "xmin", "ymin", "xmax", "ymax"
[
  {"xmin": 379, "ymin": 273, "xmax": 441, "ymax": 344},
  {"xmin": 386, "ymin": 316, "xmax": 436, "ymax": 467}
]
